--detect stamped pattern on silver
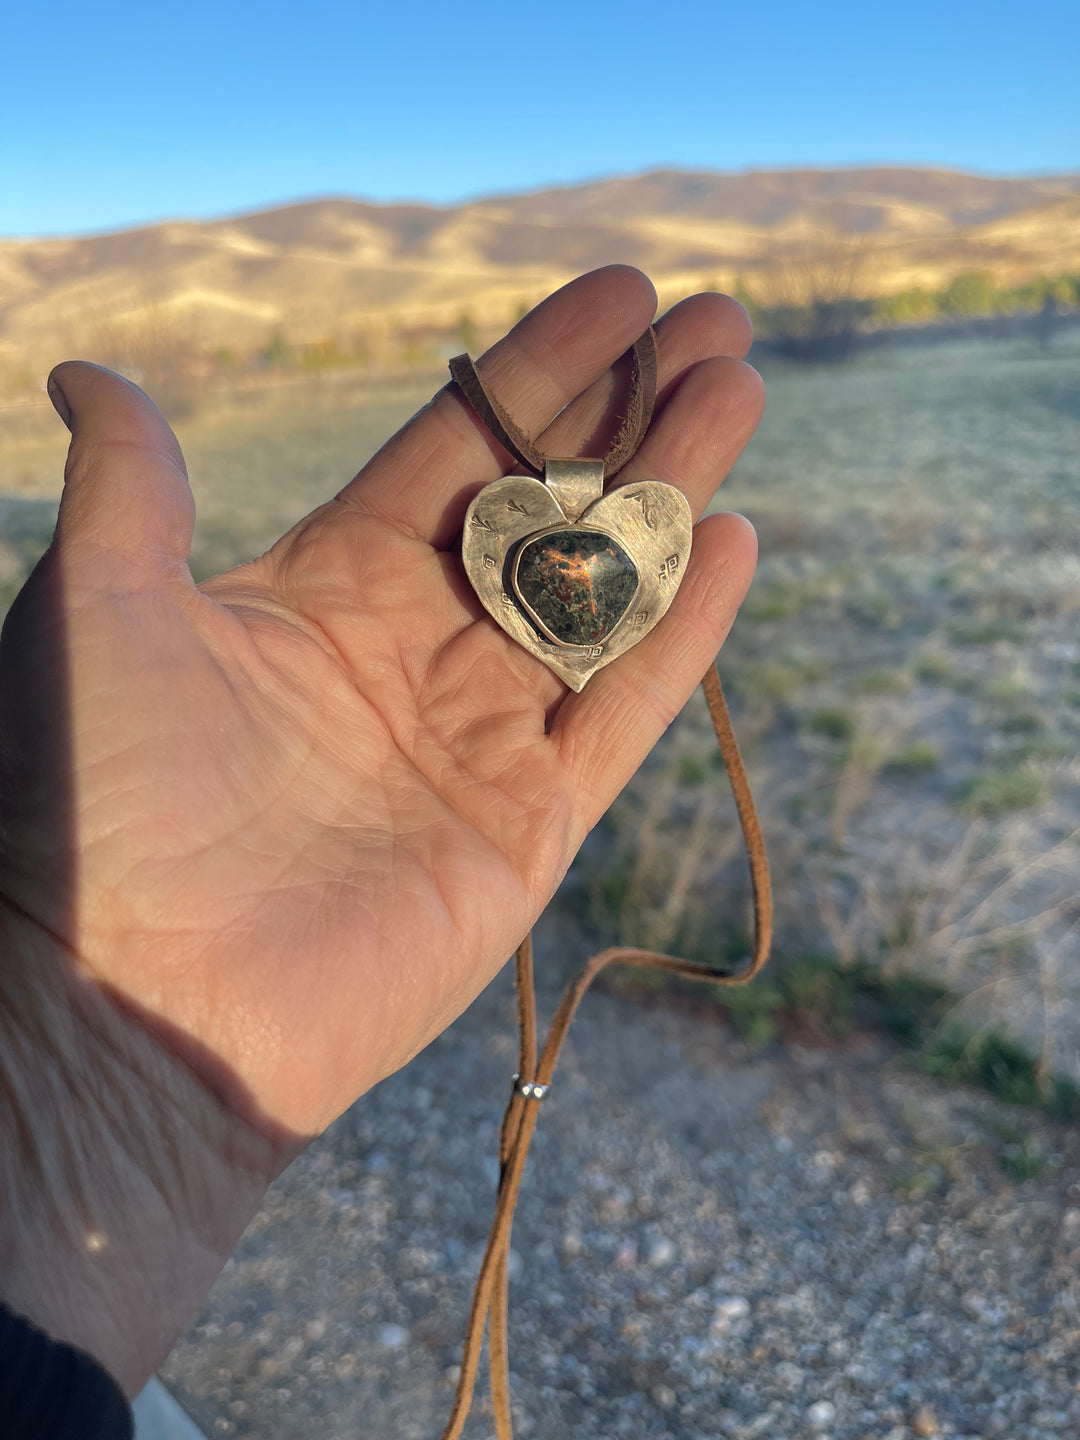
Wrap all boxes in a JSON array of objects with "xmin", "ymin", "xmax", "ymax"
[{"xmin": 462, "ymin": 470, "xmax": 692, "ymax": 692}]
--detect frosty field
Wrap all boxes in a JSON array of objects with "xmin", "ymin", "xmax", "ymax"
[{"xmin": 1, "ymin": 332, "xmax": 1078, "ymax": 1075}]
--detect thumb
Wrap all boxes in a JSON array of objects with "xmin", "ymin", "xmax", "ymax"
[{"xmin": 48, "ymin": 361, "xmax": 196, "ymax": 578}]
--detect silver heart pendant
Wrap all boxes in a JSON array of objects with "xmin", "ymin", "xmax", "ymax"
[{"xmin": 462, "ymin": 459, "xmax": 693, "ymax": 691}]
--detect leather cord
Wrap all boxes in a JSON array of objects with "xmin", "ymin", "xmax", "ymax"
[
  {"xmin": 449, "ymin": 327, "xmax": 658, "ymax": 480},
  {"xmin": 442, "ymin": 333, "xmax": 772, "ymax": 1439}
]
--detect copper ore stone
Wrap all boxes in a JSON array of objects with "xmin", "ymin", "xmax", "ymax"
[{"xmin": 514, "ymin": 528, "xmax": 638, "ymax": 646}]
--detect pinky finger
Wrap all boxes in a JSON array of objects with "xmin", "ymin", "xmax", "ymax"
[{"xmin": 550, "ymin": 511, "xmax": 758, "ymax": 843}]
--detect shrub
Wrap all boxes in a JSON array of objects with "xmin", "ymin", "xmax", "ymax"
[
  {"xmin": 716, "ymin": 980, "xmax": 785, "ymax": 1044},
  {"xmin": 957, "ymin": 770, "xmax": 1049, "ymax": 817},
  {"xmin": 942, "ymin": 271, "xmax": 998, "ymax": 317},
  {"xmin": 677, "ymin": 754, "xmax": 709, "ymax": 786},
  {"xmin": 874, "ymin": 288, "xmax": 940, "ymax": 325},
  {"xmin": 923, "ymin": 1025, "xmax": 1043, "ymax": 1107},
  {"xmin": 853, "ymin": 667, "xmax": 913, "ymax": 695},
  {"xmin": 740, "ymin": 580, "xmax": 807, "ymax": 622},
  {"xmin": 866, "ymin": 970, "xmax": 951, "ymax": 1044},
  {"xmin": 916, "ymin": 651, "xmax": 954, "ymax": 683},
  {"xmin": 806, "ymin": 707, "xmax": 858, "ymax": 743},
  {"xmin": 996, "ymin": 711, "xmax": 1045, "ymax": 736},
  {"xmin": 885, "ymin": 741, "xmax": 942, "ymax": 775},
  {"xmin": 737, "ymin": 659, "xmax": 825, "ymax": 706},
  {"xmin": 781, "ymin": 956, "xmax": 857, "ymax": 1036},
  {"xmin": 949, "ymin": 618, "xmax": 1024, "ymax": 646},
  {"xmin": 1004, "ymin": 735, "xmax": 1074, "ymax": 764}
]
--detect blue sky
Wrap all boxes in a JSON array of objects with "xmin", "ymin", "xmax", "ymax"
[{"xmin": 3, "ymin": 0, "xmax": 1077, "ymax": 236}]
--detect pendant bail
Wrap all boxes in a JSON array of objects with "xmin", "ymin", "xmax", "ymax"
[{"xmin": 543, "ymin": 458, "xmax": 604, "ymax": 523}]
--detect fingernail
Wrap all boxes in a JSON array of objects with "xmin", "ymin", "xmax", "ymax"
[{"xmin": 47, "ymin": 372, "xmax": 73, "ymax": 431}]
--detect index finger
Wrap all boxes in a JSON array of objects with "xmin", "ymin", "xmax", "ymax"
[{"xmin": 334, "ymin": 266, "xmax": 658, "ymax": 548}]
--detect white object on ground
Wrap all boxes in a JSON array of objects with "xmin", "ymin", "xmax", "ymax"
[{"xmin": 132, "ymin": 1377, "xmax": 209, "ymax": 1440}]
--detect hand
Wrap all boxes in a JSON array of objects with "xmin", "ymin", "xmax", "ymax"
[{"xmin": 0, "ymin": 266, "xmax": 763, "ymax": 1393}]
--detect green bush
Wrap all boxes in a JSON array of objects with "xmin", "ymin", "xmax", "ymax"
[
  {"xmin": 942, "ymin": 271, "xmax": 998, "ymax": 317},
  {"xmin": 986, "ymin": 675, "xmax": 1030, "ymax": 703},
  {"xmin": 915, "ymin": 651, "xmax": 954, "ymax": 683},
  {"xmin": 677, "ymin": 754, "xmax": 709, "ymax": 786},
  {"xmin": 885, "ymin": 741, "xmax": 942, "ymax": 775},
  {"xmin": 1046, "ymin": 1077, "xmax": 1080, "ymax": 1121},
  {"xmin": 996, "ymin": 710, "xmax": 1045, "ymax": 736},
  {"xmin": 737, "ymin": 658, "xmax": 826, "ymax": 705},
  {"xmin": 781, "ymin": 956, "xmax": 857, "ymax": 1035},
  {"xmin": 806, "ymin": 706, "xmax": 858, "ymax": 743},
  {"xmin": 997, "ymin": 1136, "xmax": 1048, "ymax": 1184},
  {"xmin": 716, "ymin": 980, "xmax": 786, "ymax": 1043},
  {"xmin": 957, "ymin": 770, "xmax": 1049, "ymax": 817},
  {"xmin": 865, "ymin": 970, "xmax": 951, "ymax": 1044},
  {"xmin": 949, "ymin": 618, "xmax": 1024, "ymax": 646},
  {"xmin": 923, "ymin": 1025, "xmax": 1043, "ymax": 1107},
  {"xmin": 853, "ymin": 667, "xmax": 913, "ymax": 695},
  {"xmin": 709, "ymin": 959, "xmax": 1079, "ymax": 1120},
  {"xmin": 1004, "ymin": 735, "xmax": 1074, "ymax": 764},
  {"xmin": 740, "ymin": 580, "xmax": 807, "ymax": 622},
  {"xmin": 874, "ymin": 288, "xmax": 940, "ymax": 325}
]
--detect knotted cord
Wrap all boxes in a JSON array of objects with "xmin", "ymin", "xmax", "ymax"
[{"xmin": 442, "ymin": 331, "xmax": 772, "ymax": 1438}]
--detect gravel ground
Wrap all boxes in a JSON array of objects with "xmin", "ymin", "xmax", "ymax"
[{"xmin": 162, "ymin": 927, "xmax": 1080, "ymax": 1440}]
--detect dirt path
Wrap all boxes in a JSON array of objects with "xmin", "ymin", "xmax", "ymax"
[{"xmin": 162, "ymin": 931, "xmax": 1079, "ymax": 1440}]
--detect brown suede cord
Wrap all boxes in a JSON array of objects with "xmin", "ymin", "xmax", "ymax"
[
  {"xmin": 449, "ymin": 327, "xmax": 658, "ymax": 480},
  {"xmin": 443, "ymin": 333, "xmax": 772, "ymax": 1439}
]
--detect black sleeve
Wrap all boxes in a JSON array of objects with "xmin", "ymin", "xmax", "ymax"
[{"xmin": 0, "ymin": 1301, "xmax": 134, "ymax": 1440}]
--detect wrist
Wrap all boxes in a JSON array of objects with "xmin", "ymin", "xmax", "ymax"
[{"xmin": 0, "ymin": 902, "xmax": 287, "ymax": 1396}]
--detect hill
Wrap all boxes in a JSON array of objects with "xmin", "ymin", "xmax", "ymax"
[{"xmin": 1, "ymin": 166, "xmax": 1078, "ymax": 381}]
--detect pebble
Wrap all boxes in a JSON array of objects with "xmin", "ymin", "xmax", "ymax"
[
  {"xmin": 715, "ymin": 1295, "xmax": 751, "ymax": 1320},
  {"xmin": 711, "ymin": 1295, "xmax": 752, "ymax": 1334},
  {"xmin": 614, "ymin": 1239, "xmax": 638, "ymax": 1270},
  {"xmin": 807, "ymin": 1399, "xmax": 836, "ymax": 1428},
  {"xmin": 644, "ymin": 1234, "xmax": 676, "ymax": 1267},
  {"xmin": 159, "ymin": 959, "xmax": 1080, "ymax": 1440}
]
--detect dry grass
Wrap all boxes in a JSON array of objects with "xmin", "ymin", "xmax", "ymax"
[
  {"xmin": 1, "ymin": 332, "xmax": 1078, "ymax": 1086},
  {"xmin": 584, "ymin": 332, "xmax": 1080, "ymax": 1086}
]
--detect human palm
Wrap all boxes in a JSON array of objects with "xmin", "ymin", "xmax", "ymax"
[{"xmin": 0, "ymin": 268, "xmax": 763, "ymax": 1391}]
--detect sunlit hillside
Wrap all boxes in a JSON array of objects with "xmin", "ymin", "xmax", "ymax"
[{"xmin": 1, "ymin": 166, "xmax": 1078, "ymax": 387}]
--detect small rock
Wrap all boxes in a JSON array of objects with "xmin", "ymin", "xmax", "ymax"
[
  {"xmin": 912, "ymin": 1406, "xmax": 941, "ymax": 1437},
  {"xmin": 711, "ymin": 1295, "xmax": 751, "ymax": 1332},
  {"xmin": 562, "ymin": 1231, "xmax": 583, "ymax": 1259},
  {"xmin": 807, "ymin": 1399, "xmax": 836, "ymax": 1429},
  {"xmin": 375, "ymin": 1323, "xmax": 410, "ymax": 1350},
  {"xmin": 615, "ymin": 1239, "xmax": 638, "ymax": 1270},
  {"xmin": 646, "ymin": 1234, "xmax": 677, "ymax": 1267},
  {"xmin": 653, "ymin": 1384, "xmax": 677, "ymax": 1409},
  {"xmin": 775, "ymin": 1361, "xmax": 805, "ymax": 1393}
]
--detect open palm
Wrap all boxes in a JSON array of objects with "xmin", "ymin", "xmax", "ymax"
[
  {"xmin": 0, "ymin": 268, "xmax": 762, "ymax": 1391},
  {"xmin": 4, "ymin": 266, "xmax": 765, "ymax": 1135}
]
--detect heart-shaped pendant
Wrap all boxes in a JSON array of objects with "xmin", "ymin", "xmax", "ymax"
[{"xmin": 462, "ymin": 459, "xmax": 692, "ymax": 691}]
